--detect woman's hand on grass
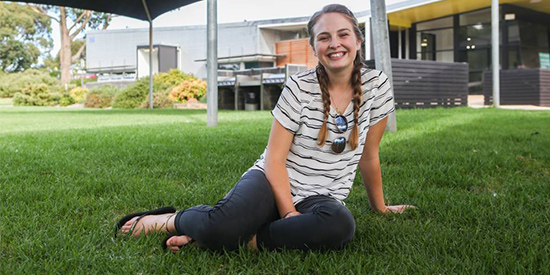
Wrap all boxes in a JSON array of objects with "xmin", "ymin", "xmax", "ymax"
[{"xmin": 382, "ymin": 205, "xmax": 416, "ymax": 214}]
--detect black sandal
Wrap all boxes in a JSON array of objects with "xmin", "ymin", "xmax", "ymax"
[{"xmin": 114, "ymin": 206, "xmax": 177, "ymax": 237}]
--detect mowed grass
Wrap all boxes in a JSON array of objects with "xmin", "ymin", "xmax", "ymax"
[
  {"xmin": 0, "ymin": 98, "xmax": 13, "ymax": 107},
  {"xmin": 0, "ymin": 106, "xmax": 549, "ymax": 274}
]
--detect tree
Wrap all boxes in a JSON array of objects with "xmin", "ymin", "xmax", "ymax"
[
  {"xmin": 0, "ymin": 2, "xmax": 52, "ymax": 72},
  {"xmin": 32, "ymin": 5, "xmax": 112, "ymax": 84}
]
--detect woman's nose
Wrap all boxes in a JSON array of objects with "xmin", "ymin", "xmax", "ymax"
[{"xmin": 329, "ymin": 39, "xmax": 340, "ymax": 49}]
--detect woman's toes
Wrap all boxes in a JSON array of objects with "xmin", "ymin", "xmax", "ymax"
[
  {"xmin": 166, "ymin": 235, "xmax": 192, "ymax": 253},
  {"xmin": 120, "ymin": 217, "xmax": 138, "ymax": 233}
]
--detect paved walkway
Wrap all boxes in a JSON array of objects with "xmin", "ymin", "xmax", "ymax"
[{"xmin": 468, "ymin": 95, "xmax": 550, "ymax": 110}]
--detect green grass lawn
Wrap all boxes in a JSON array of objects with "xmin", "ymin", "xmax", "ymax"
[
  {"xmin": 0, "ymin": 98, "xmax": 13, "ymax": 107},
  {"xmin": 1, "ymin": 106, "xmax": 549, "ymax": 273}
]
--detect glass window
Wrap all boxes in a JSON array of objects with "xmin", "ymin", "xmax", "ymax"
[
  {"xmin": 459, "ymin": 8, "xmax": 492, "ymax": 26},
  {"xmin": 418, "ymin": 28, "xmax": 454, "ymax": 51},
  {"xmin": 463, "ymin": 49, "xmax": 491, "ymax": 72},
  {"xmin": 508, "ymin": 47, "xmax": 520, "ymax": 69},
  {"xmin": 508, "ymin": 21, "xmax": 520, "ymax": 43},
  {"xmin": 436, "ymin": 51, "xmax": 454, "ymax": 63},
  {"xmin": 459, "ymin": 23, "xmax": 492, "ymax": 49},
  {"xmin": 416, "ymin": 16, "xmax": 453, "ymax": 31},
  {"xmin": 418, "ymin": 33, "xmax": 436, "ymax": 60},
  {"xmin": 519, "ymin": 21, "xmax": 549, "ymax": 68}
]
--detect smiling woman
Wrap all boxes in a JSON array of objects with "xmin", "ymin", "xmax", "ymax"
[{"xmin": 115, "ymin": 3, "xmax": 414, "ymax": 254}]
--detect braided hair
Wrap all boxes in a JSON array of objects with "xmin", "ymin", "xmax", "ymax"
[{"xmin": 307, "ymin": 4, "xmax": 364, "ymax": 150}]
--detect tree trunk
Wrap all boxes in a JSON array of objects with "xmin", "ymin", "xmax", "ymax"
[{"xmin": 59, "ymin": 7, "xmax": 71, "ymax": 86}]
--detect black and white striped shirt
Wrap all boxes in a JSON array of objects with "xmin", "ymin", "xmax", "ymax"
[{"xmin": 248, "ymin": 67, "xmax": 395, "ymax": 204}]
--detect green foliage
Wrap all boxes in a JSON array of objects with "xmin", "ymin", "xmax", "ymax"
[
  {"xmin": 0, "ymin": 3, "xmax": 52, "ymax": 72},
  {"xmin": 69, "ymin": 87, "xmax": 88, "ymax": 103},
  {"xmin": 111, "ymin": 78, "xmax": 151, "ymax": 109},
  {"xmin": 153, "ymin": 69, "xmax": 193, "ymax": 88},
  {"xmin": 139, "ymin": 89, "xmax": 173, "ymax": 109},
  {"xmin": 112, "ymin": 70, "xmax": 204, "ymax": 109},
  {"xmin": 58, "ymin": 93, "xmax": 75, "ymax": 106},
  {"xmin": 169, "ymin": 78, "xmax": 207, "ymax": 103},
  {"xmin": 13, "ymin": 83, "xmax": 60, "ymax": 106},
  {"xmin": 0, "ymin": 69, "xmax": 60, "ymax": 97},
  {"xmin": 84, "ymin": 85, "xmax": 119, "ymax": 108}
]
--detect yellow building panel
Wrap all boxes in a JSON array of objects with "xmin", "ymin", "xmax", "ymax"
[{"xmin": 388, "ymin": 0, "xmax": 550, "ymax": 28}]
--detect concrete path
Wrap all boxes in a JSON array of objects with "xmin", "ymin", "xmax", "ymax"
[{"xmin": 468, "ymin": 95, "xmax": 550, "ymax": 110}]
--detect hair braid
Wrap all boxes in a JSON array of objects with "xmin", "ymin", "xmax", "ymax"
[
  {"xmin": 316, "ymin": 64, "xmax": 331, "ymax": 147},
  {"xmin": 307, "ymin": 4, "xmax": 366, "ymax": 151},
  {"xmin": 349, "ymin": 56, "xmax": 364, "ymax": 150}
]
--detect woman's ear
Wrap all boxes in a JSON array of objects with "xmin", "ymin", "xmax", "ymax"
[
  {"xmin": 311, "ymin": 45, "xmax": 317, "ymax": 57},
  {"xmin": 355, "ymin": 39, "xmax": 362, "ymax": 52}
]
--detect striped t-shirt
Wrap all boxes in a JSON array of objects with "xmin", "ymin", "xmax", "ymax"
[{"xmin": 248, "ymin": 67, "xmax": 395, "ymax": 205}]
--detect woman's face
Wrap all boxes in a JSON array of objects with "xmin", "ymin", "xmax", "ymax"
[{"xmin": 312, "ymin": 12, "xmax": 362, "ymax": 75}]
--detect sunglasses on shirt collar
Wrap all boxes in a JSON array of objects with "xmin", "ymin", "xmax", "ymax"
[{"xmin": 331, "ymin": 115, "xmax": 348, "ymax": 154}]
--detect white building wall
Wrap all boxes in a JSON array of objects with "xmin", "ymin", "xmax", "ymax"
[{"xmin": 87, "ymin": 22, "xmax": 262, "ymax": 79}]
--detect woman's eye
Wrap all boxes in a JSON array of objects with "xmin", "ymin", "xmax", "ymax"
[
  {"xmin": 340, "ymin": 33, "xmax": 349, "ymax": 37},
  {"xmin": 319, "ymin": 37, "xmax": 328, "ymax": 41}
]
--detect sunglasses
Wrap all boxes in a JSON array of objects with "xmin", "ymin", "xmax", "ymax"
[{"xmin": 331, "ymin": 115, "xmax": 348, "ymax": 154}]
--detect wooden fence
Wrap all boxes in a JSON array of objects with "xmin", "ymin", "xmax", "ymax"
[
  {"xmin": 483, "ymin": 69, "xmax": 550, "ymax": 107},
  {"xmin": 366, "ymin": 59, "xmax": 469, "ymax": 108}
]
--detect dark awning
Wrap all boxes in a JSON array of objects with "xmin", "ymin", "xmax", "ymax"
[{"xmin": 14, "ymin": 0, "xmax": 201, "ymax": 20}]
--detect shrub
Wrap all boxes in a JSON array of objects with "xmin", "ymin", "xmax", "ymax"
[
  {"xmin": 59, "ymin": 93, "xmax": 75, "ymax": 106},
  {"xmin": 139, "ymin": 88, "xmax": 173, "ymax": 109},
  {"xmin": 112, "ymin": 78, "xmax": 151, "ymax": 109},
  {"xmin": 13, "ymin": 83, "xmax": 60, "ymax": 106},
  {"xmin": 169, "ymin": 78, "xmax": 207, "ymax": 103},
  {"xmin": 69, "ymin": 87, "xmax": 88, "ymax": 103},
  {"xmin": 154, "ymin": 69, "xmax": 193, "ymax": 88},
  {"xmin": 0, "ymin": 69, "xmax": 60, "ymax": 98},
  {"xmin": 112, "ymin": 70, "xmax": 205, "ymax": 109},
  {"xmin": 84, "ymin": 85, "xmax": 119, "ymax": 108}
]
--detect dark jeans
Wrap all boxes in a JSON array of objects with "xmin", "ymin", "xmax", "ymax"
[{"xmin": 173, "ymin": 170, "xmax": 355, "ymax": 251}]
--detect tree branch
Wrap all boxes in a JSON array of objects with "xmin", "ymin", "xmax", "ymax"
[
  {"xmin": 69, "ymin": 10, "xmax": 91, "ymax": 40},
  {"xmin": 102, "ymin": 14, "xmax": 116, "ymax": 30},
  {"xmin": 71, "ymin": 43, "xmax": 86, "ymax": 63},
  {"xmin": 29, "ymin": 4, "xmax": 60, "ymax": 23},
  {"xmin": 68, "ymin": 11, "xmax": 87, "ymax": 32}
]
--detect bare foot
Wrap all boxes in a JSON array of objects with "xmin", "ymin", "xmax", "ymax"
[
  {"xmin": 165, "ymin": 235, "xmax": 193, "ymax": 253},
  {"xmin": 120, "ymin": 213, "xmax": 176, "ymax": 237}
]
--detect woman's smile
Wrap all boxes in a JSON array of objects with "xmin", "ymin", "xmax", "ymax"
[{"xmin": 312, "ymin": 12, "xmax": 361, "ymax": 75}]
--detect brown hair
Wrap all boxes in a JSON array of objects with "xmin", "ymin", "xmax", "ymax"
[{"xmin": 307, "ymin": 4, "xmax": 364, "ymax": 151}]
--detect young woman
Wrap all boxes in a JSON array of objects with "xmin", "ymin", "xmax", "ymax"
[{"xmin": 116, "ymin": 4, "xmax": 413, "ymax": 253}]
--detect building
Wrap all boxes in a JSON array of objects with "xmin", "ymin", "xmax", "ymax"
[{"xmin": 86, "ymin": 0, "xmax": 550, "ymax": 107}]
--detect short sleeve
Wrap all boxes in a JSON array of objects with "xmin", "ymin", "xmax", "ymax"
[
  {"xmin": 271, "ymin": 75, "xmax": 302, "ymax": 134},
  {"xmin": 369, "ymin": 72, "xmax": 395, "ymax": 127}
]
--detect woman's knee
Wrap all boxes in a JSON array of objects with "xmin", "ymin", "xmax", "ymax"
[{"xmin": 316, "ymin": 204, "xmax": 356, "ymax": 249}]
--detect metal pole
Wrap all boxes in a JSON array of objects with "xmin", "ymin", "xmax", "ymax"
[
  {"xmin": 364, "ymin": 18, "xmax": 371, "ymax": 60},
  {"xmin": 207, "ymin": 0, "xmax": 218, "ymax": 126},
  {"xmin": 492, "ymin": 0, "xmax": 500, "ymax": 108},
  {"xmin": 149, "ymin": 21, "xmax": 153, "ymax": 109},
  {"xmin": 370, "ymin": 0, "xmax": 397, "ymax": 132},
  {"xmin": 141, "ymin": 0, "xmax": 153, "ymax": 109}
]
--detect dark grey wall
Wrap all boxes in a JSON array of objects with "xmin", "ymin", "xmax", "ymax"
[
  {"xmin": 367, "ymin": 59, "xmax": 469, "ymax": 108},
  {"xmin": 483, "ymin": 69, "xmax": 550, "ymax": 107}
]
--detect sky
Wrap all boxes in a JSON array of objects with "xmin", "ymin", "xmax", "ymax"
[{"xmin": 50, "ymin": 0, "xmax": 407, "ymax": 56}]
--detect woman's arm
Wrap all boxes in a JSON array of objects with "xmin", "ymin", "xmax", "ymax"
[
  {"xmin": 264, "ymin": 119, "xmax": 300, "ymax": 218},
  {"xmin": 359, "ymin": 117, "xmax": 414, "ymax": 213},
  {"xmin": 359, "ymin": 117, "xmax": 389, "ymax": 213}
]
